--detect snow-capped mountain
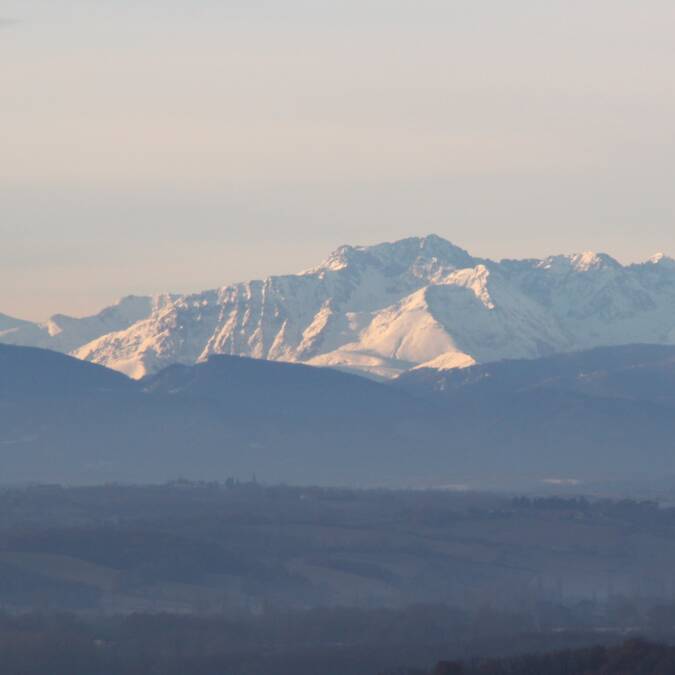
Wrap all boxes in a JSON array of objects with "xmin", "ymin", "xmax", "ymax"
[
  {"xmin": 0, "ymin": 295, "xmax": 174, "ymax": 354},
  {"xmin": 9, "ymin": 235, "xmax": 675, "ymax": 379}
]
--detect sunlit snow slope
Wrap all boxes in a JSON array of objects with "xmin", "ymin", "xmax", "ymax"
[{"xmin": 8, "ymin": 235, "xmax": 675, "ymax": 379}]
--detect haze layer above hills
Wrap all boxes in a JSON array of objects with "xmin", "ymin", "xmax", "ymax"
[{"xmin": 4, "ymin": 236, "xmax": 675, "ymax": 379}]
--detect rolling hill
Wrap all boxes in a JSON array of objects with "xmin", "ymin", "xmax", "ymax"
[{"xmin": 2, "ymin": 343, "xmax": 675, "ymax": 486}]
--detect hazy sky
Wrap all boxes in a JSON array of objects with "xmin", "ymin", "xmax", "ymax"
[{"xmin": 3, "ymin": 1, "xmax": 675, "ymax": 320}]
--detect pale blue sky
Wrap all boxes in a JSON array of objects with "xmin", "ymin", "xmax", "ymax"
[{"xmin": 3, "ymin": 1, "xmax": 675, "ymax": 320}]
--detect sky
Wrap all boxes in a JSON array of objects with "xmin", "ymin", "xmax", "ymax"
[{"xmin": 3, "ymin": 1, "xmax": 675, "ymax": 320}]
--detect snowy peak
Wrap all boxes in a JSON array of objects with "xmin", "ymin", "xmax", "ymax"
[
  {"xmin": 7, "ymin": 235, "xmax": 675, "ymax": 380},
  {"xmin": 363, "ymin": 234, "xmax": 475, "ymax": 268},
  {"xmin": 569, "ymin": 251, "xmax": 621, "ymax": 272},
  {"xmin": 312, "ymin": 235, "xmax": 476, "ymax": 276},
  {"xmin": 62, "ymin": 236, "xmax": 675, "ymax": 378},
  {"xmin": 645, "ymin": 252, "xmax": 675, "ymax": 267},
  {"xmin": 536, "ymin": 251, "xmax": 621, "ymax": 274}
]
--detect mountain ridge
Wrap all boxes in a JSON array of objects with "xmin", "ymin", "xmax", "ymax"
[
  {"xmin": 2, "ymin": 341, "xmax": 675, "ymax": 486},
  {"xmin": 0, "ymin": 343, "xmax": 440, "ymax": 485},
  {"xmin": 4, "ymin": 235, "xmax": 675, "ymax": 379},
  {"xmin": 0, "ymin": 295, "xmax": 176, "ymax": 355}
]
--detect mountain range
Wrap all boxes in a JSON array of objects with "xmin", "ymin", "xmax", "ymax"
[
  {"xmin": 4, "ymin": 235, "xmax": 675, "ymax": 379},
  {"xmin": 398, "ymin": 344, "xmax": 675, "ymax": 480},
  {"xmin": 0, "ymin": 343, "xmax": 441, "ymax": 485},
  {"xmin": 2, "ymin": 342, "xmax": 675, "ymax": 486},
  {"xmin": 0, "ymin": 295, "xmax": 174, "ymax": 354}
]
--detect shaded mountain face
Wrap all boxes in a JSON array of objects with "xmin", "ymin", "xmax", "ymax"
[
  {"xmin": 63, "ymin": 235, "xmax": 675, "ymax": 379},
  {"xmin": 0, "ymin": 344, "xmax": 133, "ymax": 398},
  {"xmin": 396, "ymin": 343, "xmax": 675, "ymax": 402},
  {"xmin": 2, "ymin": 343, "xmax": 675, "ymax": 487},
  {"xmin": 395, "ymin": 344, "xmax": 675, "ymax": 480},
  {"xmin": 0, "ymin": 345, "xmax": 440, "ymax": 486},
  {"xmin": 143, "ymin": 355, "xmax": 426, "ymax": 422}
]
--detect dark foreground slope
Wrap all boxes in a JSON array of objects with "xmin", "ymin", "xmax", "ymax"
[
  {"xmin": 3, "ymin": 343, "xmax": 675, "ymax": 485},
  {"xmin": 387, "ymin": 640, "xmax": 675, "ymax": 675},
  {"xmin": 0, "ymin": 614, "xmax": 664, "ymax": 675},
  {"xmin": 0, "ymin": 345, "xmax": 438, "ymax": 484},
  {"xmin": 396, "ymin": 344, "xmax": 675, "ymax": 481}
]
